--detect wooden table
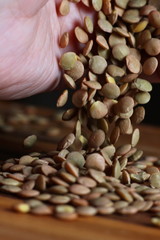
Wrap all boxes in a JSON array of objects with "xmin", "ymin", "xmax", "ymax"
[{"xmin": 0, "ymin": 103, "xmax": 160, "ymax": 240}]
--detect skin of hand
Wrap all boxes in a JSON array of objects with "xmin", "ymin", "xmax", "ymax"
[
  {"xmin": 0, "ymin": 0, "xmax": 159, "ymax": 100},
  {"xmin": 0, "ymin": 0, "xmax": 93, "ymax": 99}
]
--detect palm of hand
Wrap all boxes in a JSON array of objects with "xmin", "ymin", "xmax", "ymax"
[
  {"xmin": 0, "ymin": 1, "xmax": 159, "ymax": 100},
  {"xmin": 0, "ymin": 0, "xmax": 89, "ymax": 99}
]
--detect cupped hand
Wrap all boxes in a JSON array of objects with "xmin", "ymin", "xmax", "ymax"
[
  {"xmin": 0, "ymin": 0, "xmax": 159, "ymax": 100},
  {"xmin": 0, "ymin": 0, "xmax": 92, "ymax": 99}
]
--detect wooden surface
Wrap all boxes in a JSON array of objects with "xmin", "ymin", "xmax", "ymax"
[
  {"xmin": 0, "ymin": 195, "xmax": 160, "ymax": 240},
  {"xmin": 0, "ymin": 102, "xmax": 160, "ymax": 239}
]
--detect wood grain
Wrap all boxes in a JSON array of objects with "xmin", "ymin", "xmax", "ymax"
[
  {"xmin": 0, "ymin": 195, "xmax": 160, "ymax": 240},
  {"xmin": 0, "ymin": 102, "xmax": 160, "ymax": 240}
]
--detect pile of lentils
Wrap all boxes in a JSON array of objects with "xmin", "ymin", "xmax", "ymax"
[{"xmin": 1, "ymin": 0, "xmax": 160, "ymax": 226}]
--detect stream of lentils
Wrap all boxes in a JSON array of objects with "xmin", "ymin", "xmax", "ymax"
[{"xmin": 1, "ymin": 0, "xmax": 160, "ymax": 226}]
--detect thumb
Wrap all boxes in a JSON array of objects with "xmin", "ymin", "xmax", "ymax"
[{"xmin": 0, "ymin": 0, "xmax": 49, "ymax": 17}]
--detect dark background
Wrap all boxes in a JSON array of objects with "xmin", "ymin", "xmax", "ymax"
[{"xmin": 16, "ymin": 83, "xmax": 160, "ymax": 126}]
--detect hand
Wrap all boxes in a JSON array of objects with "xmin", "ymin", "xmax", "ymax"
[
  {"xmin": 0, "ymin": 0, "xmax": 92, "ymax": 99},
  {"xmin": 0, "ymin": 1, "xmax": 159, "ymax": 100}
]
